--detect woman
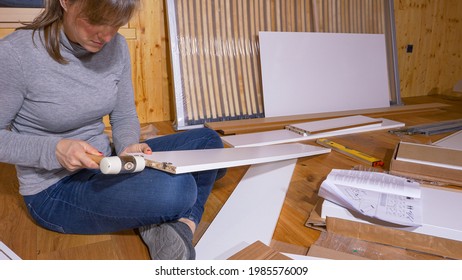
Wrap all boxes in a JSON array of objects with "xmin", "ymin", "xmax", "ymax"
[{"xmin": 0, "ymin": 0, "xmax": 224, "ymax": 260}]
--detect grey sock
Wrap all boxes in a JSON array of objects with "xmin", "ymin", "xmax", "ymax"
[{"xmin": 139, "ymin": 221, "xmax": 195, "ymax": 260}]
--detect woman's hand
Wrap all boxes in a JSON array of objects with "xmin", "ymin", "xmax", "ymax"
[
  {"xmin": 56, "ymin": 139, "xmax": 102, "ymax": 171},
  {"xmin": 121, "ymin": 143, "xmax": 152, "ymax": 156}
]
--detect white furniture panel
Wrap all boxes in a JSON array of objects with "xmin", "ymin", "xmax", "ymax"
[
  {"xmin": 134, "ymin": 143, "xmax": 329, "ymax": 173},
  {"xmin": 260, "ymin": 32, "xmax": 391, "ymax": 118},
  {"xmin": 222, "ymin": 118, "xmax": 404, "ymax": 148},
  {"xmin": 195, "ymin": 160, "xmax": 297, "ymax": 260}
]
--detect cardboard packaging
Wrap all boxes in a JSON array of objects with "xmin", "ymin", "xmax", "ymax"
[
  {"xmin": 228, "ymin": 241, "xmax": 292, "ymax": 260},
  {"xmin": 308, "ymin": 231, "xmax": 444, "ymax": 260},
  {"xmin": 306, "ymin": 203, "xmax": 462, "ymax": 260}
]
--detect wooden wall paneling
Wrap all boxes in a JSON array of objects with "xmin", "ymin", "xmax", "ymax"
[
  {"xmin": 161, "ymin": 1, "xmax": 175, "ymax": 121},
  {"xmin": 130, "ymin": 0, "xmax": 156, "ymax": 124},
  {"xmin": 442, "ymin": 1, "xmax": 462, "ymax": 94},
  {"xmin": 425, "ymin": 0, "xmax": 462, "ymax": 95},
  {"xmin": 419, "ymin": 0, "xmax": 440, "ymax": 96},
  {"xmin": 0, "ymin": 28, "xmax": 14, "ymax": 37},
  {"xmin": 123, "ymin": 0, "xmax": 168, "ymax": 125},
  {"xmin": 395, "ymin": 0, "xmax": 462, "ymax": 97},
  {"xmin": 422, "ymin": 0, "xmax": 443, "ymax": 96},
  {"xmin": 0, "ymin": 7, "xmax": 43, "ymax": 25},
  {"xmin": 395, "ymin": 0, "xmax": 432, "ymax": 97}
]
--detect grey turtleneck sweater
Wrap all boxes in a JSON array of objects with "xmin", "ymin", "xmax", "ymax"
[{"xmin": 0, "ymin": 29, "xmax": 140, "ymax": 196}]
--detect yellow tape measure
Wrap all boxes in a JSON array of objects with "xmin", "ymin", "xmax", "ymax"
[{"xmin": 316, "ymin": 138, "xmax": 384, "ymax": 167}]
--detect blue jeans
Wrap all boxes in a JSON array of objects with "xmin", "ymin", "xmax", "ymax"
[{"xmin": 23, "ymin": 128, "xmax": 225, "ymax": 234}]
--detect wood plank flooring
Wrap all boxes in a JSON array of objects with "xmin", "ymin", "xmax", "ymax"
[{"xmin": 1, "ymin": 94, "xmax": 461, "ymax": 259}]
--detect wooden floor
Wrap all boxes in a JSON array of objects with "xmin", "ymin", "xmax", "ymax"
[{"xmin": 1, "ymin": 94, "xmax": 462, "ymax": 260}]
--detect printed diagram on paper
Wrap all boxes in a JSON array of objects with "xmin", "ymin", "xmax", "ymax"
[{"xmin": 319, "ymin": 169, "xmax": 422, "ymax": 226}]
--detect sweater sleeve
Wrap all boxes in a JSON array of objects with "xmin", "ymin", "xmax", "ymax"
[
  {"xmin": 0, "ymin": 40, "xmax": 62, "ymax": 170},
  {"xmin": 109, "ymin": 37, "xmax": 141, "ymax": 155}
]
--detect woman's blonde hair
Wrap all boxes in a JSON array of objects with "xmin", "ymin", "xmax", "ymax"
[{"xmin": 18, "ymin": 0, "xmax": 139, "ymax": 64}]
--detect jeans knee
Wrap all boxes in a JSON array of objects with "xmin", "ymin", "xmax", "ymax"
[
  {"xmin": 200, "ymin": 128, "xmax": 223, "ymax": 149},
  {"xmin": 162, "ymin": 175, "xmax": 197, "ymax": 212}
]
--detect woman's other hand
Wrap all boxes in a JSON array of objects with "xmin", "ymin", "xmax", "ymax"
[{"xmin": 121, "ymin": 143, "xmax": 152, "ymax": 156}]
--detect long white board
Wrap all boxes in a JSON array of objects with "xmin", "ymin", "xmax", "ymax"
[
  {"xmin": 285, "ymin": 115, "xmax": 382, "ymax": 135},
  {"xmin": 132, "ymin": 143, "xmax": 330, "ymax": 173},
  {"xmin": 434, "ymin": 130, "xmax": 462, "ymax": 150},
  {"xmin": 222, "ymin": 118, "xmax": 404, "ymax": 148},
  {"xmin": 195, "ymin": 160, "xmax": 297, "ymax": 260},
  {"xmin": 260, "ymin": 32, "xmax": 391, "ymax": 118},
  {"xmin": 0, "ymin": 241, "xmax": 21, "ymax": 260}
]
